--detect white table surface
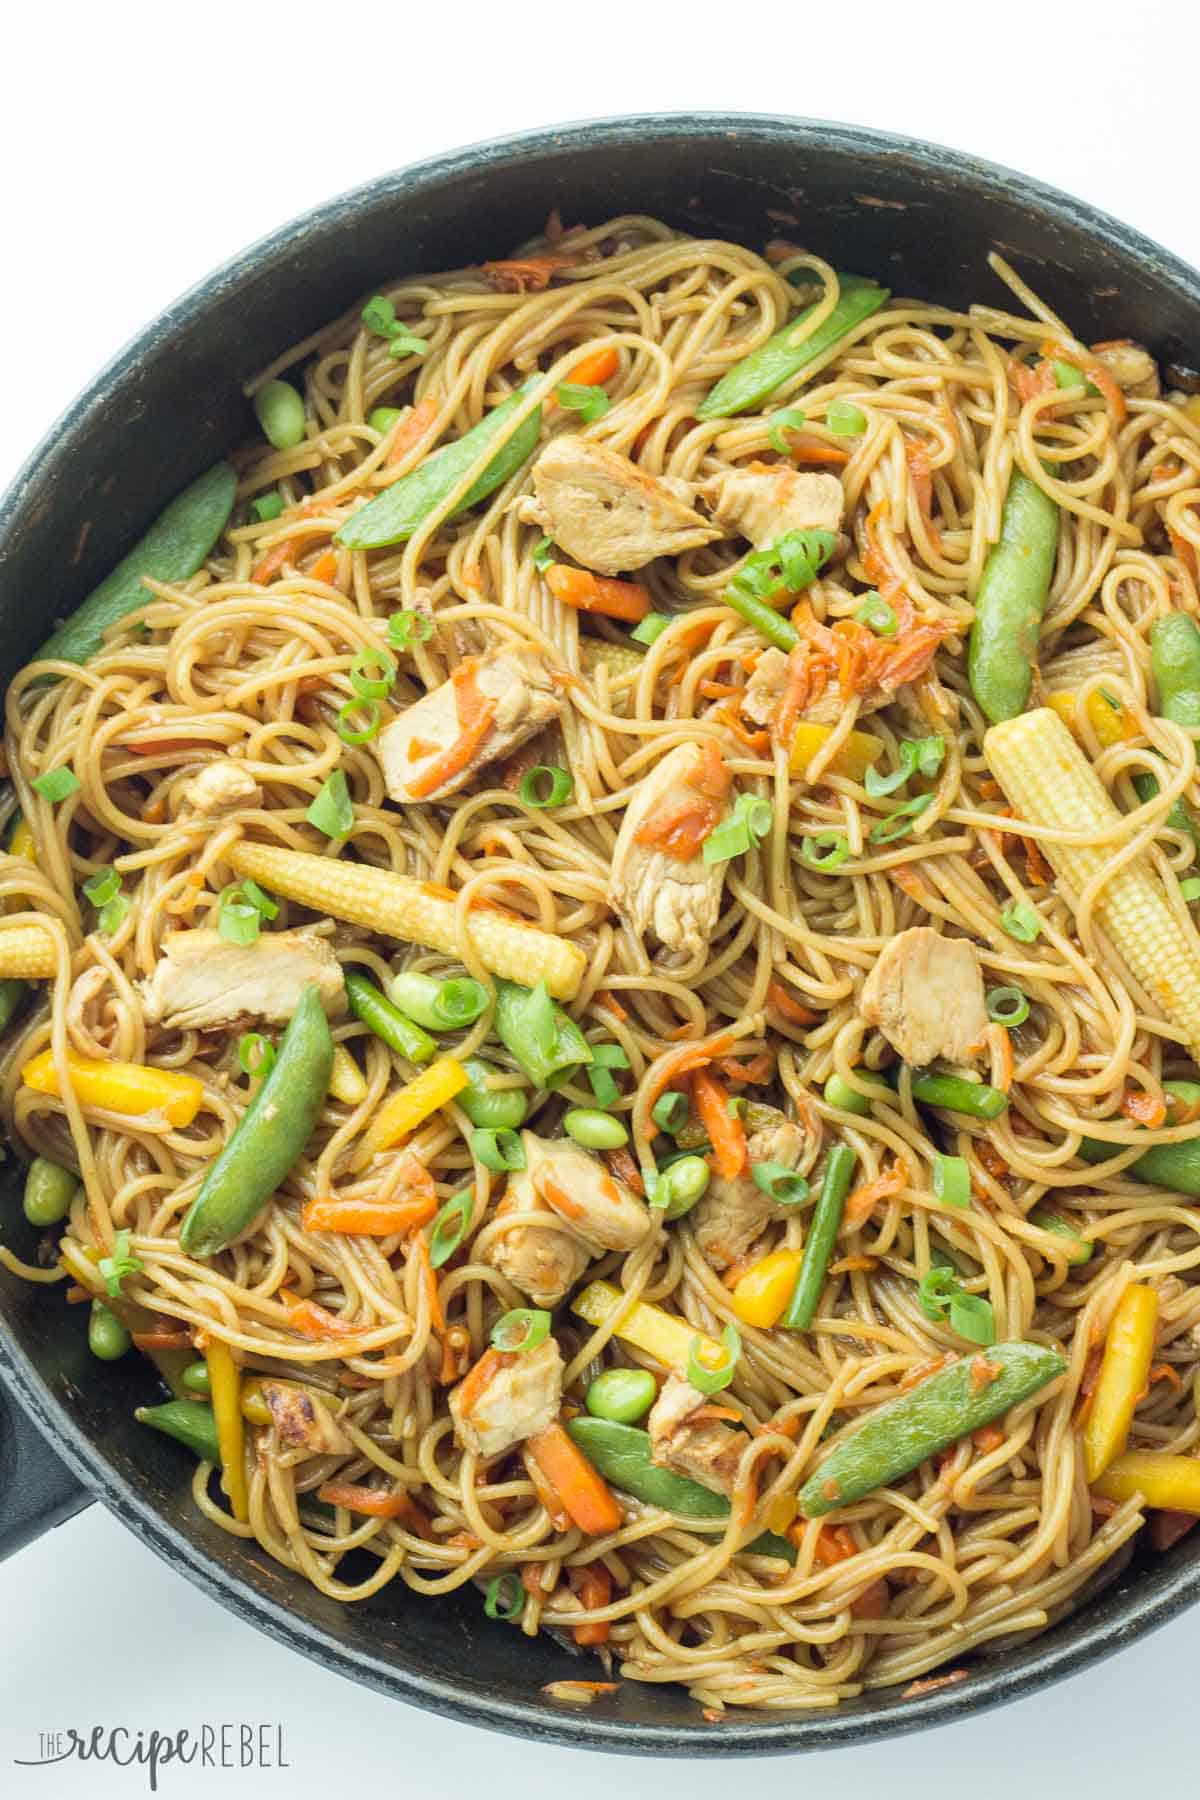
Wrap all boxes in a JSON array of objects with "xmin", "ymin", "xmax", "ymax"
[{"xmin": 2, "ymin": 0, "xmax": 1196, "ymax": 1790}]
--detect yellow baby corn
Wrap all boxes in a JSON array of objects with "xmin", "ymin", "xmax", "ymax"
[
  {"xmin": 0, "ymin": 924, "xmax": 57, "ymax": 979},
  {"xmin": 984, "ymin": 708, "xmax": 1200, "ymax": 1058},
  {"xmin": 228, "ymin": 841, "xmax": 585, "ymax": 1000},
  {"xmin": 328, "ymin": 1042, "xmax": 368, "ymax": 1106},
  {"xmin": 21, "ymin": 1048, "xmax": 204, "ymax": 1127}
]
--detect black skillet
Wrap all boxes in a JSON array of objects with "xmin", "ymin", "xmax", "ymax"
[{"xmin": 1, "ymin": 113, "xmax": 1198, "ymax": 1755}]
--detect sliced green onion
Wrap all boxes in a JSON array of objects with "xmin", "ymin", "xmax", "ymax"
[
  {"xmin": 350, "ymin": 645, "xmax": 396, "ymax": 700},
  {"xmin": 472, "ymin": 1127, "xmax": 525, "ymax": 1173},
  {"xmin": 337, "ymin": 698, "xmax": 382, "ymax": 745},
  {"xmin": 531, "ymin": 536, "xmax": 556, "ymax": 571},
  {"xmin": 490, "ymin": 1307, "xmax": 551, "ymax": 1353},
  {"xmin": 238, "ymin": 1033, "xmax": 277, "ymax": 1079},
  {"xmin": 428, "ymin": 1189, "xmax": 474, "ymax": 1268},
  {"xmin": 908, "ymin": 736, "xmax": 946, "ymax": 777},
  {"xmin": 556, "ymin": 383, "xmax": 610, "ymax": 424},
  {"xmin": 1181, "ymin": 877, "xmax": 1200, "ymax": 902},
  {"xmin": 687, "ymin": 1323, "xmax": 741, "ymax": 1396},
  {"xmin": 986, "ymin": 986, "xmax": 1030, "ymax": 1027},
  {"xmin": 1000, "ymin": 901, "xmax": 1043, "ymax": 943},
  {"xmin": 917, "ymin": 1263, "xmax": 995, "ymax": 1345},
  {"xmin": 254, "ymin": 380, "xmax": 306, "ymax": 451},
  {"xmin": 251, "ymin": 492, "xmax": 284, "ymax": 522},
  {"xmin": 864, "ymin": 761, "xmax": 910, "ymax": 799},
  {"xmin": 83, "ymin": 867, "xmax": 120, "ymax": 907},
  {"xmin": 855, "ymin": 593, "xmax": 897, "ymax": 636},
  {"xmin": 98, "ymin": 1227, "xmax": 142, "ymax": 1299},
  {"xmin": 368, "ymin": 407, "xmax": 403, "ymax": 435},
  {"xmin": 751, "ymin": 1162, "xmax": 810, "ymax": 1205},
  {"xmin": 306, "ymin": 770, "xmax": 354, "ymax": 839},
  {"xmin": 387, "ymin": 330, "xmax": 427, "ymax": 360},
  {"xmin": 218, "ymin": 884, "xmax": 262, "ymax": 946},
  {"xmin": 631, "ymin": 613, "xmax": 672, "ymax": 646},
  {"xmin": 652, "ymin": 1091, "xmax": 690, "ymax": 1134},
  {"xmin": 32, "ymin": 767, "xmax": 80, "ymax": 802},
  {"xmin": 767, "ymin": 407, "xmax": 807, "ymax": 454},
  {"xmin": 97, "ymin": 895, "xmax": 130, "ymax": 936},
  {"xmin": 827, "ymin": 399, "xmax": 867, "ymax": 436},
  {"xmin": 518, "ymin": 765, "xmax": 574, "ymax": 809},
  {"xmin": 240, "ymin": 878, "xmax": 278, "ymax": 920},
  {"xmin": 932, "ymin": 1153, "xmax": 971, "ymax": 1210},
  {"xmin": 800, "ymin": 831, "xmax": 850, "ymax": 870},
  {"xmin": 362, "ymin": 295, "xmax": 398, "ymax": 335},
  {"xmin": 586, "ymin": 1044, "xmax": 629, "ymax": 1110},
  {"xmin": 869, "ymin": 792, "xmax": 933, "ymax": 843},
  {"xmin": 590, "ymin": 1043, "xmax": 631, "ymax": 1069},
  {"xmin": 387, "ymin": 610, "xmax": 435, "ymax": 650},
  {"xmin": 778, "ymin": 528, "xmax": 837, "ymax": 594},
  {"xmin": 524, "ymin": 980, "xmax": 559, "ymax": 1061},
  {"xmin": 433, "ymin": 978, "xmax": 489, "ymax": 1028},
  {"xmin": 702, "ymin": 793, "xmax": 773, "ymax": 866},
  {"xmin": 484, "ymin": 1572, "xmax": 526, "ymax": 1621},
  {"xmin": 824, "ymin": 1073, "xmax": 872, "ymax": 1116}
]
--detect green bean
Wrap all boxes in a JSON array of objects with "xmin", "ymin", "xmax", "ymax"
[
  {"xmin": 135, "ymin": 1399, "xmax": 221, "ymax": 1464},
  {"xmin": 345, "ymin": 969, "xmax": 436, "ymax": 1064},
  {"xmin": 0, "ymin": 979, "xmax": 26, "ymax": 1033},
  {"xmin": 1027, "ymin": 1206, "xmax": 1093, "ymax": 1265},
  {"xmin": 1079, "ymin": 1078, "xmax": 1200, "ymax": 1195},
  {"xmin": 493, "ymin": 978, "xmax": 592, "ymax": 1090},
  {"xmin": 697, "ymin": 277, "xmax": 890, "ymax": 420},
  {"xmin": 336, "ymin": 384, "xmax": 542, "ymax": 549},
  {"xmin": 23, "ymin": 1157, "xmax": 78, "ymax": 1227},
  {"xmin": 179, "ymin": 984, "xmax": 333, "ymax": 1257},
  {"xmin": 254, "ymin": 379, "xmax": 307, "ymax": 450},
  {"xmin": 661, "ymin": 1154, "xmax": 710, "ymax": 1220},
  {"xmin": 35, "ymin": 463, "xmax": 236, "ymax": 668},
  {"xmin": 585, "ymin": 1368, "xmax": 658, "ymax": 1423},
  {"xmin": 181, "ymin": 1360, "xmax": 213, "ymax": 1396},
  {"xmin": 967, "ymin": 470, "xmax": 1059, "ymax": 724},
  {"xmin": 781, "ymin": 1144, "xmax": 856, "ymax": 1330},
  {"xmin": 455, "ymin": 1057, "xmax": 528, "ymax": 1131},
  {"xmin": 88, "ymin": 1300, "xmax": 131, "ymax": 1361},
  {"xmin": 823, "ymin": 1073, "xmax": 873, "ymax": 1116},
  {"xmin": 906, "ymin": 1070, "xmax": 1009, "ymax": 1120},
  {"xmin": 799, "ymin": 1342, "xmax": 1066, "ymax": 1516},
  {"xmin": 722, "ymin": 583, "xmax": 800, "ymax": 652},
  {"xmin": 563, "ymin": 1107, "xmax": 628, "ymax": 1149}
]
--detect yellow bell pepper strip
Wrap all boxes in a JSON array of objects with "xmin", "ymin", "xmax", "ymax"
[
  {"xmin": 353, "ymin": 1054, "xmax": 469, "ymax": 1167},
  {"xmin": 573, "ymin": 1279, "xmax": 724, "ymax": 1372},
  {"xmin": 1083, "ymin": 1283, "xmax": 1159, "ymax": 1481},
  {"xmin": 328, "ymin": 1042, "xmax": 368, "ymax": 1106},
  {"xmin": 731, "ymin": 1249, "xmax": 805, "ymax": 1329},
  {"xmin": 205, "ymin": 1338, "xmax": 248, "ymax": 1522},
  {"xmin": 8, "ymin": 816, "xmax": 36, "ymax": 862},
  {"xmin": 789, "ymin": 722, "xmax": 882, "ymax": 782},
  {"xmin": 1092, "ymin": 1449, "xmax": 1200, "ymax": 1514},
  {"xmin": 1045, "ymin": 687, "xmax": 1135, "ymax": 749},
  {"xmin": 21, "ymin": 1047, "xmax": 204, "ymax": 1127}
]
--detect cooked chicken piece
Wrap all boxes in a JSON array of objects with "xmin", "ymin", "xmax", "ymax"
[
  {"xmin": 449, "ymin": 1336, "xmax": 563, "ymax": 1460},
  {"xmin": 740, "ymin": 644, "xmax": 885, "ymax": 734},
  {"xmin": 608, "ymin": 742, "xmax": 730, "ymax": 958},
  {"xmin": 528, "ymin": 438, "xmax": 720, "ymax": 574},
  {"xmin": 484, "ymin": 1168, "xmax": 592, "ymax": 1307},
  {"xmin": 524, "ymin": 1132, "xmax": 654, "ymax": 1253},
  {"xmin": 139, "ymin": 928, "xmax": 346, "ymax": 1030},
  {"xmin": 647, "ymin": 1373, "xmax": 747, "ymax": 1498},
  {"xmin": 376, "ymin": 644, "xmax": 560, "ymax": 804},
  {"xmin": 1094, "ymin": 341, "xmax": 1159, "ymax": 399},
  {"xmin": 702, "ymin": 467, "xmax": 844, "ymax": 551},
  {"xmin": 259, "ymin": 1380, "xmax": 351, "ymax": 1456},
  {"xmin": 860, "ymin": 925, "xmax": 987, "ymax": 1066},
  {"xmin": 181, "ymin": 759, "xmax": 262, "ymax": 817},
  {"xmin": 692, "ymin": 1118, "xmax": 805, "ymax": 1270}
]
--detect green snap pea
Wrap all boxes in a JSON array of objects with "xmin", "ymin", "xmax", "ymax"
[
  {"xmin": 585, "ymin": 1368, "xmax": 658, "ymax": 1423},
  {"xmin": 254, "ymin": 379, "xmax": 307, "ymax": 451},
  {"xmin": 23, "ymin": 1157, "xmax": 78, "ymax": 1227},
  {"xmin": 967, "ymin": 470, "xmax": 1059, "ymax": 724},
  {"xmin": 1079, "ymin": 1078, "xmax": 1200, "ymax": 1195},
  {"xmin": 345, "ymin": 969, "xmax": 436, "ymax": 1064},
  {"xmin": 135, "ymin": 1399, "xmax": 221, "ymax": 1464},
  {"xmin": 455, "ymin": 1057, "xmax": 528, "ymax": 1131},
  {"xmin": 1133, "ymin": 615, "xmax": 1200, "ymax": 858},
  {"xmin": 1028, "ymin": 1206, "xmax": 1093, "ymax": 1265},
  {"xmin": 905, "ymin": 1069, "xmax": 1009, "ymax": 1120},
  {"xmin": 336, "ymin": 384, "xmax": 542, "ymax": 549},
  {"xmin": 798, "ymin": 1342, "xmax": 1066, "ymax": 1516},
  {"xmin": 88, "ymin": 1300, "xmax": 131, "ymax": 1361},
  {"xmin": 563, "ymin": 1107, "xmax": 629, "ymax": 1150},
  {"xmin": 697, "ymin": 277, "xmax": 890, "ymax": 420},
  {"xmin": 181, "ymin": 1359, "xmax": 213, "ymax": 1396},
  {"xmin": 0, "ymin": 979, "xmax": 26, "ymax": 1033},
  {"xmin": 179, "ymin": 984, "xmax": 333, "ymax": 1258},
  {"xmin": 493, "ymin": 978, "xmax": 592, "ymax": 1090},
  {"xmin": 661, "ymin": 1154, "xmax": 710, "ymax": 1220},
  {"xmin": 35, "ymin": 463, "xmax": 237, "ymax": 668},
  {"xmin": 781, "ymin": 1144, "xmax": 857, "ymax": 1331}
]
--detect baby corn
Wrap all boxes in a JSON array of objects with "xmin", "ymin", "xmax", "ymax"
[{"xmin": 0, "ymin": 924, "xmax": 57, "ymax": 979}]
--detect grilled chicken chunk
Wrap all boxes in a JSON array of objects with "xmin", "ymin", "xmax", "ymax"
[
  {"xmin": 692, "ymin": 1117, "xmax": 805, "ymax": 1270},
  {"xmin": 484, "ymin": 1168, "xmax": 592, "ymax": 1308},
  {"xmin": 139, "ymin": 928, "xmax": 346, "ymax": 1030},
  {"xmin": 703, "ymin": 467, "xmax": 844, "ymax": 550},
  {"xmin": 376, "ymin": 644, "xmax": 560, "ymax": 804},
  {"xmin": 1094, "ymin": 341, "xmax": 1159, "ymax": 399},
  {"xmin": 859, "ymin": 925, "xmax": 988, "ymax": 1066},
  {"xmin": 608, "ymin": 742, "xmax": 731, "ymax": 958},
  {"xmin": 528, "ymin": 438, "xmax": 720, "ymax": 574},
  {"xmin": 259, "ymin": 1380, "xmax": 351, "ymax": 1457},
  {"xmin": 449, "ymin": 1337, "xmax": 563, "ymax": 1460},
  {"xmin": 524, "ymin": 1132, "xmax": 654, "ymax": 1253},
  {"xmin": 740, "ymin": 644, "xmax": 886, "ymax": 732},
  {"xmin": 648, "ymin": 1373, "xmax": 746, "ymax": 1498},
  {"xmin": 181, "ymin": 759, "xmax": 262, "ymax": 817}
]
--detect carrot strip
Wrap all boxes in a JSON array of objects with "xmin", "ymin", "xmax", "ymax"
[
  {"xmin": 785, "ymin": 437, "xmax": 850, "ymax": 467},
  {"xmin": 843, "ymin": 1159, "xmax": 906, "ymax": 1228},
  {"xmin": 482, "ymin": 253, "xmax": 582, "ymax": 292},
  {"xmin": 280, "ymin": 1289, "xmax": 364, "ymax": 1340},
  {"xmin": 407, "ymin": 659, "xmax": 497, "ymax": 799},
  {"xmin": 386, "ymin": 395, "xmax": 439, "ymax": 466},
  {"xmin": 252, "ymin": 538, "xmax": 300, "ymax": 584},
  {"xmin": 767, "ymin": 979, "xmax": 818, "ymax": 1026},
  {"xmin": 545, "ymin": 564, "xmax": 651, "ymax": 623},
  {"xmin": 973, "ymin": 1424, "xmax": 1007, "ymax": 1454},
  {"xmin": 714, "ymin": 1053, "xmax": 774, "ymax": 1086},
  {"xmin": 457, "ymin": 1347, "xmax": 513, "ymax": 1415},
  {"xmin": 414, "ymin": 1232, "xmax": 445, "ymax": 1334},
  {"xmin": 317, "ymin": 1481, "xmax": 431, "ymax": 1530},
  {"xmin": 692, "ymin": 1069, "xmax": 748, "ymax": 1180},
  {"xmin": 131, "ymin": 1328, "xmax": 192, "ymax": 1351},
  {"xmin": 302, "ymin": 1193, "xmax": 437, "ymax": 1237},
  {"xmin": 526, "ymin": 1421, "xmax": 623, "ymax": 1535},
  {"xmin": 308, "ymin": 549, "xmax": 339, "ymax": 586},
  {"xmin": 564, "ymin": 345, "xmax": 620, "ymax": 389},
  {"xmin": 605, "ymin": 1146, "xmax": 645, "ymax": 1197},
  {"xmin": 904, "ymin": 437, "xmax": 942, "ymax": 553},
  {"xmin": 571, "ymin": 1562, "xmax": 612, "ymax": 1646},
  {"xmin": 644, "ymin": 1032, "xmax": 736, "ymax": 1111},
  {"xmin": 1121, "ymin": 1087, "xmax": 1168, "ymax": 1129}
]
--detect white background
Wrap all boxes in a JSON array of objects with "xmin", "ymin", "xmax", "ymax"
[{"xmin": 2, "ymin": 0, "xmax": 1197, "ymax": 1791}]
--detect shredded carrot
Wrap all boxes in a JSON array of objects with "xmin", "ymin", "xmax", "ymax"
[
  {"xmin": 904, "ymin": 437, "xmax": 942, "ymax": 553},
  {"xmin": 1167, "ymin": 1087, "xmax": 1200, "ymax": 1126},
  {"xmin": 829, "ymin": 1255, "xmax": 877, "ymax": 1275},
  {"xmin": 526, "ymin": 1420, "xmax": 623, "ymax": 1535},
  {"xmin": 308, "ymin": 549, "xmax": 339, "ymax": 586},
  {"xmin": 644, "ymin": 1033, "xmax": 736, "ymax": 1112},
  {"xmin": 899, "ymin": 1352, "xmax": 957, "ymax": 1392},
  {"xmin": 969, "ymin": 1354, "xmax": 1002, "ymax": 1395},
  {"xmin": 252, "ymin": 537, "xmax": 300, "ymax": 584},
  {"xmin": 721, "ymin": 1253, "xmax": 758, "ymax": 1291},
  {"xmin": 1121, "ymin": 1087, "xmax": 1168, "ymax": 1129},
  {"xmin": 698, "ymin": 679, "xmax": 741, "ymax": 700},
  {"xmin": 542, "ymin": 1682, "xmax": 618, "ymax": 1703},
  {"xmin": 65, "ymin": 1284, "xmax": 90, "ymax": 1304},
  {"xmin": 862, "ymin": 502, "xmax": 915, "ymax": 626},
  {"xmin": 1048, "ymin": 340, "xmax": 1127, "ymax": 421},
  {"xmin": 843, "ymin": 1159, "xmax": 906, "ymax": 1228},
  {"xmin": 692, "ymin": 1068, "xmax": 748, "ymax": 1180},
  {"xmin": 413, "ymin": 1232, "xmax": 445, "ymax": 1334},
  {"xmin": 901, "ymin": 1669, "xmax": 970, "ymax": 1699},
  {"xmin": 444, "ymin": 1530, "xmax": 485, "ymax": 1550},
  {"xmin": 1148, "ymin": 1362, "xmax": 1184, "ymax": 1390},
  {"xmin": 714, "ymin": 1053, "xmax": 774, "ymax": 1086},
  {"xmin": 570, "ymin": 1562, "xmax": 612, "ymax": 1646},
  {"xmin": 784, "ymin": 437, "xmax": 850, "ymax": 467},
  {"xmin": 1167, "ymin": 527, "xmax": 1199, "ymax": 579},
  {"xmin": 564, "ymin": 344, "xmax": 620, "ymax": 389},
  {"xmin": 317, "ymin": 1481, "xmax": 431, "ymax": 1530},
  {"xmin": 123, "ymin": 736, "xmax": 213, "ymax": 756},
  {"xmin": 407, "ymin": 659, "xmax": 497, "ymax": 800},
  {"xmin": 1010, "ymin": 357, "xmax": 1055, "ymax": 404},
  {"xmin": 597, "ymin": 991, "xmax": 629, "ymax": 1022},
  {"xmin": 605, "ymin": 1145, "xmax": 644, "ymax": 1196},
  {"xmin": 525, "ymin": 1456, "xmax": 572, "ymax": 1531},
  {"xmin": 715, "ymin": 700, "xmax": 771, "ymax": 752},
  {"xmin": 457, "ymin": 1346, "xmax": 514, "ymax": 1415},
  {"xmin": 766, "ymin": 979, "xmax": 818, "ymax": 1026},
  {"xmin": 812, "ymin": 1523, "xmax": 857, "ymax": 1565},
  {"xmin": 386, "ymin": 395, "xmax": 438, "ymax": 465},
  {"xmin": 990, "ymin": 1022, "xmax": 1014, "ymax": 1095},
  {"xmin": 302, "ymin": 1192, "xmax": 436, "ymax": 1237},
  {"xmin": 1023, "ymin": 831, "xmax": 1053, "ymax": 887},
  {"xmin": 545, "ymin": 563, "xmax": 650, "ymax": 622},
  {"xmin": 131, "ymin": 1328, "xmax": 192, "ymax": 1351},
  {"xmin": 889, "ymin": 864, "xmax": 930, "ymax": 902},
  {"xmin": 280, "ymin": 1289, "xmax": 365, "ymax": 1340},
  {"xmin": 482, "ymin": 253, "xmax": 582, "ymax": 292},
  {"xmin": 973, "ymin": 1424, "xmax": 1007, "ymax": 1454},
  {"xmin": 691, "ymin": 1404, "xmax": 743, "ymax": 1425},
  {"xmin": 757, "ymin": 1412, "xmax": 801, "ymax": 1440}
]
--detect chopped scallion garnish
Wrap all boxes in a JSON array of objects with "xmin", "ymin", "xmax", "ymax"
[
  {"xmin": 556, "ymin": 383, "xmax": 610, "ymax": 423},
  {"xmin": 1000, "ymin": 901, "xmax": 1043, "ymax": 943},
  {"xmin": 490, "ymin": 1307, "xmax": 551, "ymax": 1353},
  {"xmin": 687, "ymin": 1322, "xmax": 741, "ymax": 1396},
  {"xmin": 767, "ymin": 407, "xmax": 807, "ymax": 454},
  {"xmin": 702, "ymin": 792, "xmax": 773, "ymax": 865},
  {"xmin": 931, "ymin": 1153, "xmax": 971, "ymax": 1210},
  {"xmin": 32, "ymin": 767, "xmax": 80, "ymax": 803},
  {"xmin": 387, "ymin": 610, "xmax": 435, "ymax": 650},
  {"xmin": 518, "ymin": 765, "xmax": 574, "ymax": 809},
  {"xmin": 306, "ymin": 770, "xmax": 354, "ymax": 839},
  {"xmin": 986, "ymin": 985, "xmax": 1030, "ymax": 1027}
]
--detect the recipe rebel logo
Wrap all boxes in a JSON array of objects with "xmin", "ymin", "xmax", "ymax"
[{"xmin": 13, "ymin": 1723, "xmax": 290, "ymax": 1791}]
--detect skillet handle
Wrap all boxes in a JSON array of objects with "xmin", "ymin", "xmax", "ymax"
[{"xmin": 0, "ymin": 1374, "xmax": 90, "ymax": 1560}]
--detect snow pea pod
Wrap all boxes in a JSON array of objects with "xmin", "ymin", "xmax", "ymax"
[
  {"xmin": 336, "ymin": 384, "xmax": 542, "ymax": 549},
  {"xmin": 1132, "ymin": 614, "xmax": 1200, "ymax": 856},
  {"xmin": 35, "ymin": 463, "xmax": 237, "ymax": 667},
  {"xmin": 493, "ymin": 979, "xmax": 592, "ymax": 1090},
  {"xmin": 799, "ymin": 1341, "xmax": 1066, "ymax": 1516},
  {"xmin": 179, "ymin": 983, "xmax": 333, "ymax": 1257},
  {"xmin": 135, "ymin": 1399, "xmax": 221, "ymax": 1464},
  {"xmin": 967, "ymin": 470, "xmax": 1059, "ymax": 724},
  {"xmin": 697, "ymin": 277, "xmax": 889, "ymax": 420},
  {"xmin": 1079, "ymin": 1079, "xmax": 1200, "ymax": 1195}
]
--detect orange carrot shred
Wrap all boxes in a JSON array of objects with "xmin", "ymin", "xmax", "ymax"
[
  {"xmin": 302, "ymin": 1192, "xmax": 437, "ymax": 1237},
  {"xmin": 386, "ymin": 395, "xmax": 439, "ymax": 465},
  {"xmin": 526, "ymin": 1421, "xmax": 622, "ymax": 1535},
  {"xmin": 767, "ymin": 979, "xmax": 819, "ymax": 1025},
  {"xmin": 563, "ymin": 344, "xmax": 620, "ymax": 389},
  {"xmin": 1121, "ymin": 1087, "xmax": 1168, "ymax": 1129},
  {"xmin": 843, "ymin": 1159, "xmax": 906, "ymax": 1228},
  {"xmin": 406, "ymin": 659, "xmax": 496, "ymax": 800},
  {"xmin": 546, "ymin": 564, "xmax": 650, "ymax": 622},
  {"xmin": 280, "ymin": 1289, "xmax": 364, "ymax": 1340},
  {"xmin": 692, "ymin": 1068, "xmax": 748, "ymax": 1180}
]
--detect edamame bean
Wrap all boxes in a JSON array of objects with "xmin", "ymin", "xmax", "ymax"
[
  {"xmin": 181, "ymin": 1360, "xmax": 213, "ymax": 1396},
  {"xmin": 563, "ymin": 1108, "xmax": 629, "ymax": 1150},
  {"xmin": 254, "ymin": 380, "xmax": 307, "ymax": 451},
  {"xmin": 88, "ymin": 1301, "xmax": 131, "ymax": 1361},
  {"xmin": 368, "ymin": 407, "xmax": 404, "ymax": 435},
  {"xmin": 456, "ymin": 1058, "xmax": 528, "ymax": 1131},
  {"xmin": 23, "ymin": 1157, "xmax": 78, "ymax": 1227},
  {"xmin": 586, "ymin": 1367, "xmax": 658, "ymax": 1424},
  {"xmin": 662, "ymin": 1154, "xmax": 710, "ymax": 1220}
]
